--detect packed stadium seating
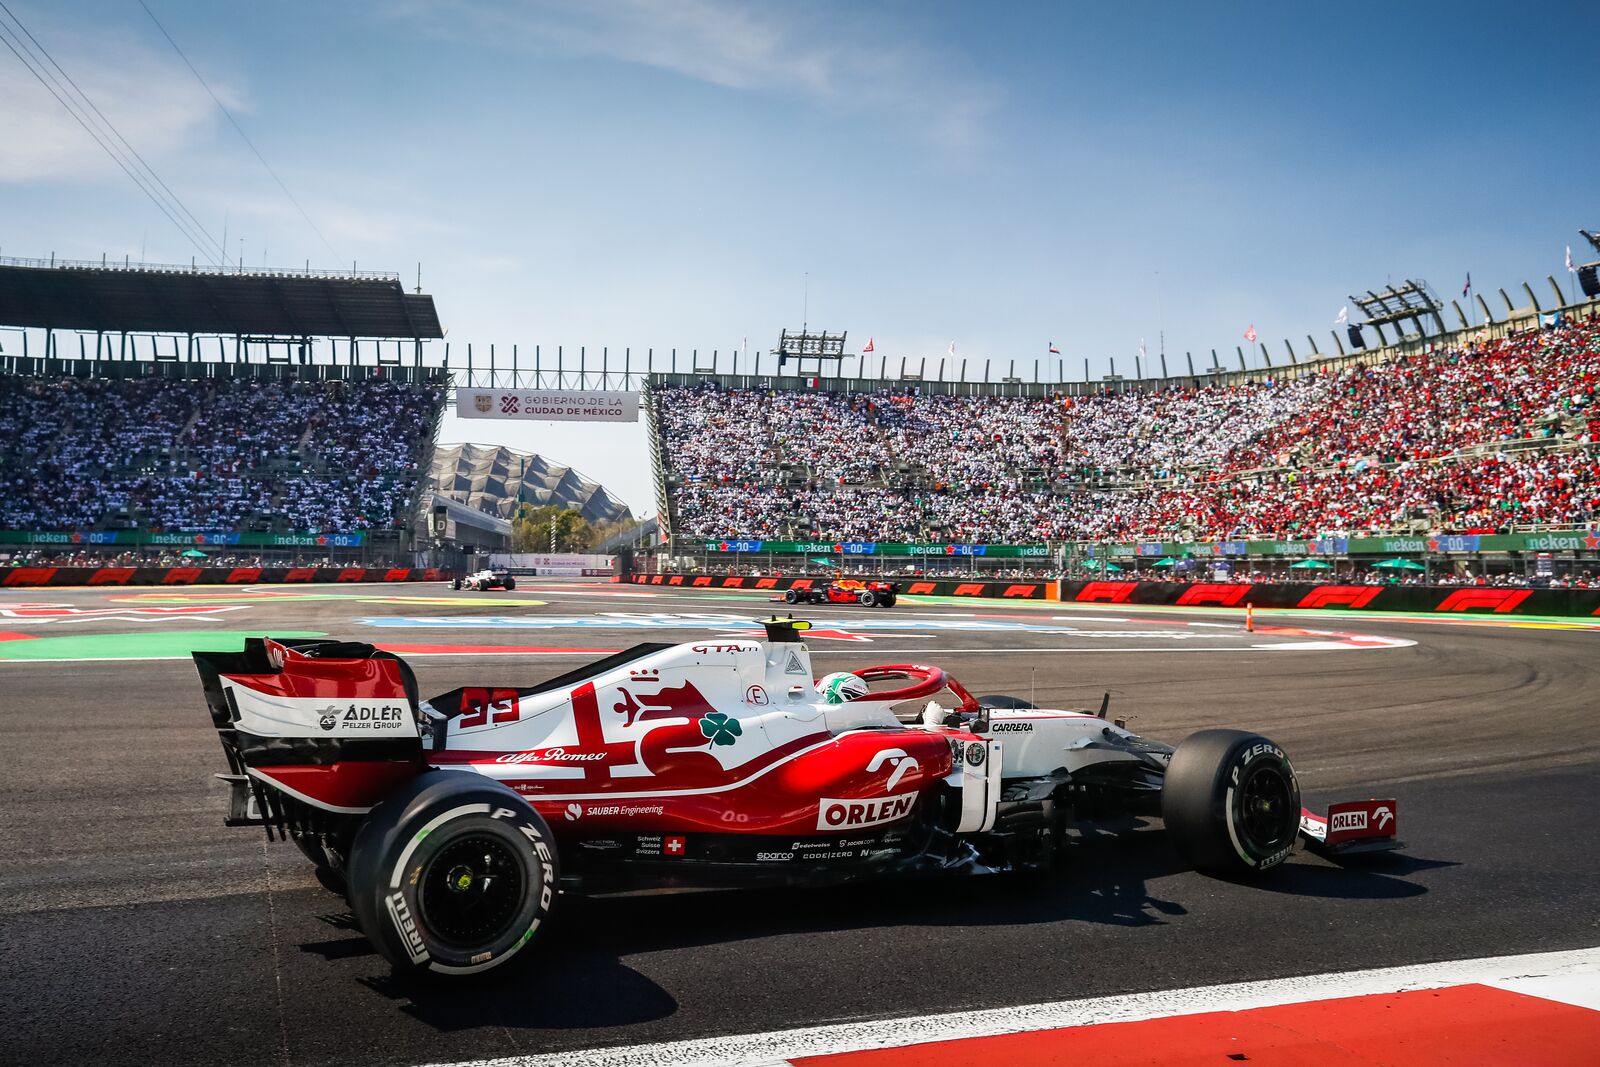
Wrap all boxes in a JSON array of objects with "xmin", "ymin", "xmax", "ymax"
[
  {"xmin": 0, "ymin": 375, "xmax": 445, "ymax": 532},
  {"xmin": 654, "ymin": 317, "xmax": 1600, "ymax": 542}
]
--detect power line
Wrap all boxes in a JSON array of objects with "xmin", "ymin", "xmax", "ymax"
[
  {"xmin": 0, "ymin": 19, "xmax": 219, "ymax": 263},
  {"xmin": 0, "ymin": 0, "xmax": 223, "ymax": 263},
  {"xmin": 0, "ymin": 18, "xmax": 222, "ymax": 264},
  {"xmin": 138, "ymin": 0, "xmax": 341, "ymax": 261},
  {"xmin": 0, "ymin": 1, "xmax": 225, "ymax": 264}
]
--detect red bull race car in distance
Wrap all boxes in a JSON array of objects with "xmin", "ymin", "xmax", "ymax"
[
  {"xmin": 193, "ymin": 618, "xmax": 1400, "ymax": 977},
  {"xmin": 779, "ymin": 577, "xmax": 899, "ymax": 607}
]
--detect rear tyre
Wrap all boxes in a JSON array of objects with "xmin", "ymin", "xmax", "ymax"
[
  {"xmin": 859, "ymin": 590, "xmax": 878, "ymax": 607},
  {"xmin": 783, "ymin": 588, "xmax": 800, "ymax": 604},
  {"xmin": 503, "ymin": 577, "xmax": 516, "ymax": 591},
  {"xmin": 1162, "ymin": 729, "xmax": 1300, "ymax": 877},
  {"xmin": 347, "ymin": 772, "xmax": 559, "ymax": 976},
  {"xmin": 878, "ymin": 593, "xmax": 896, "ymax": 608}
]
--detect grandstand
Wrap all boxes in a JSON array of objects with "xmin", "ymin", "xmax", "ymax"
[
  {"xmin": 648, "ymin": 314, "xmax": 1600, "ymax": 555},
  {"xmin": 4, "ymin": 249, "xmax": 1597, "ymax": 582},
  {"xmin": 0, "ymin": 260, "xmax": 448, "ymax": 564}
]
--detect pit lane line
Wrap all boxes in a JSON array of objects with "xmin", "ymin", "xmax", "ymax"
[{"xmin": 421, "ymin": 946, "xmax": 1600, "ymax": 1067}]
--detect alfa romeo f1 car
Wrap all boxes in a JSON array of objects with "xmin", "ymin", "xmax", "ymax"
[
  {"xmin": 451, "ymin": 568, "xmax": 517, "ymax": 591},
  {"xmin": 778, "ymin": 578, "xmax": 899, "ymax": 607},
  {"xmin": 193, "ymin": 618, "xmax": 1400, "ymax": 977}
]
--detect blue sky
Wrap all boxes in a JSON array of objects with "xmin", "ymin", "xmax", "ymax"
[{"xmin": 3, "ymin": 1, "xmax": 1597, "ymax": 513}]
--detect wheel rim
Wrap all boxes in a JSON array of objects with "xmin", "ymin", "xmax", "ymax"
[
  {"xmin": 417, "ymin": 834, "xmax": 525, "ymax": 950},
  {"xmin": 1238, "ymin": 764, "xmax": 1294, "ymax": 852}
]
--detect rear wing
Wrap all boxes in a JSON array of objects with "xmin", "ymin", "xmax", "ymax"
[{"xmin": 194, "ymin": 637, "xmax": 424, "ymax": 832}]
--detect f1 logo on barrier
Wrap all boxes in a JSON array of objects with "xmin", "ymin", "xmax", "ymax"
[
  {"xmin": 1175, "ymin": 583, "xmax": 1251, "ymax": 607},
  {"xmin": 1434, "ymin": 589, "xmax": 1531, "ymax": 614},
  {"xmin": 1074, "ymin": 581, "xmax": 1135, "ymax": 603},
  {"xmin": 1297, "ymin": 586, "xmax": 1381, "ymax": 610}
]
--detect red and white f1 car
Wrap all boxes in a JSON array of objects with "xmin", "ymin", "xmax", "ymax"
[{"xmin": 193, "ymin": 618, "xmax": 1400, "ymax": 977}]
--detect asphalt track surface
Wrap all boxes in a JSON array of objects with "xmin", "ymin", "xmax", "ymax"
[{"xmin": 2, "ymin": 580, "xmax": 1598, "ymax": 1066}]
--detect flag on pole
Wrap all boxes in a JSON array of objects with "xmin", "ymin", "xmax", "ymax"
[
  {"xmin": 1334, "ymin": 306, "xmax": 1348, "ymax": 326},
  {"xmin": 948, "ymin": 341, "xmax": 956, "ymax": 357},
  {"xmin": 1138, "ymin": 338, "xmax": 1147, "ymax": 359},
  {"xmin": 1463, "ymin": 272, "xmax": 1471, "ymax": 297},
  {"xmin": 1567, "ymin": 246, "xmax": 1576, "ymax": 273},
  {"xmin": 1243, "ymin": 325, "xmax": 1257, "ymax": 343},
  {"xmin": 1048, "ymin": 342, "xmax": 1060, "ymax": 354},
  {"xmin": 862, "ymin": 337, "xmax": 875, "ymax": 353}
]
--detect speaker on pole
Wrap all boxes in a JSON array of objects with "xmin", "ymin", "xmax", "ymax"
[
  {"xmin": 1579, "ymin": 264, "xmax": 1600, "ymax": 299},
  {"xmin": 1347, "ymin": 324, "xmax": 1365, "ymax": 350}
]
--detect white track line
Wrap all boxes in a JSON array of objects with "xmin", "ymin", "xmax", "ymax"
[{"xmin": 424, "ymin": 946, "xmax": 1600, "ymax": 1067}]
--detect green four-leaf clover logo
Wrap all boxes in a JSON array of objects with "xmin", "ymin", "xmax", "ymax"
[{"xmin": 698, "ymin": 711, "xmax": 742, "ymax": 747}]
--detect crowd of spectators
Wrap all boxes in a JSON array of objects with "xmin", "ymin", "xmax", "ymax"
[
  {"xmin": 0, "ymin": 375, "xmax": 444, "ymax": 532},
  {"xmin": 655, "ymin": 317, "xmax": 1600, "ymax": 543}
]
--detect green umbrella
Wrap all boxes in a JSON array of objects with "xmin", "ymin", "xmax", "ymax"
[
  {"xmin": 1081, "ymin": 559, "xmax": 1123, "ymax": 572},
  {"xmin": 1289, "ymin": 558, "xmax": 1333, "ymax": 569},
  {"xmin": 179, "ymin": 548, "xmax": 207, "ymax": 558},
  {"xmin": 1152, "ymin": 557, "xmax": 1182, "ymax": 568},
  {"xmin": 1373, "ymin": 557, "xmax": 1426, "ymax": 571},
  {"xmin": 809, "ymin": 557, "xmax": 842, "ymax": 567}
]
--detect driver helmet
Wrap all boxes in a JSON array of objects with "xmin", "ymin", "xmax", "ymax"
[{"xmin": 816, "ymin": 672, "xmax": 869, "ymax": 704}]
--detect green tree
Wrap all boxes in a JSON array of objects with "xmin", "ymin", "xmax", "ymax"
[{"xmin": 511, "ymin": 504, "xmax": 594, "ymax": 552}]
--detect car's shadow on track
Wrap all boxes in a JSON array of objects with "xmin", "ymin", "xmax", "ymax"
[{"xmin": 320, "ymin": 832, "xmax": 1451, "ymax": 1032}]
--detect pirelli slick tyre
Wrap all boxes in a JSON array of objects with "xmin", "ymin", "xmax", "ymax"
[
  {"xmin": 451, "ymin": 578, "xmax": 463, "ymax": 590},
  {"xmin": 347, "ymin": 772, "xmax": 559, "ymax": 977},
  {"xmin": 783, "ymin": 588, "xmax": 801, "ymax": 604},
  {"xmin": 1162, "ymin": 729, "xmax": 1300, "ymax": 877},
  {"xmin": 859, "ymin": 589, "xmax": 879, "ymax": 607},
  {"xmin": 879, "ymin": 594, "xmax": 896, "ymax": 608},
  {"xmin": 503, "ymin": 577, "xmax": 516, "ymax": 591}
]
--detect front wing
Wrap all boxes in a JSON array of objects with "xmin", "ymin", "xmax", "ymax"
[{"xmin": 1298, "ymin": 798, "xmax": 1402, "ymax": 859}]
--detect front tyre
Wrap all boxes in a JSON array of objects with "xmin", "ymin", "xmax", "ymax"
[
  {"xmin": 503, "ymin": 577, "xmax": 516, "ymax": 591},
  {"xmin": 1162, "ymin": 729, "xmax": 1300, "ymax": 877},
  {"xmin": 347, "ymin": 772, "xmax": 559, "ymax": 976}
]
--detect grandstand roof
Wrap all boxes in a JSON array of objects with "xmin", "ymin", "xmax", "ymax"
[
  {"xmin": 0, "ymin": 259, "xmax": 443, "ymax": 339},
  {"xmin": 429, "ymin": 443, "xmax": 634, "ymax": 525}
]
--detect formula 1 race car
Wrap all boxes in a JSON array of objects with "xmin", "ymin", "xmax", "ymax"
[
  {"xmin": 192, "ymin": 618, "xmax": 1400, "ymax": 977},
  {"xmin": 451, "ymin": 568, "xmax": 516, "ymax": 591},
  {"xmin": 778, "ymin": 578, "xmax": 899, "ymax": 607}
]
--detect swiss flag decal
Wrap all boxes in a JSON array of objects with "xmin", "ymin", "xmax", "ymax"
[{"xmin": 664, "ymin": 835, "xmax": 686, "ymax": 857}]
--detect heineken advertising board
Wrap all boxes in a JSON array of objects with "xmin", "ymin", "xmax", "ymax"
[
  {"xmin": 696, "ymin": 539, "xmax": 1052, "ymax": 558},
  {"xmin": 0, "ymin": 530, "xmax": 369, "ymax": 547}
]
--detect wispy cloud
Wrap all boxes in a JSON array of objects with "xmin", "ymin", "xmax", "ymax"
[
  {"xmin": 388, "ymin": 0, "xmax": 1000, "ymax": 146},
  {"xmin": 0, "ymin": 14, "xmax": 233, "ymax": 183}
]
